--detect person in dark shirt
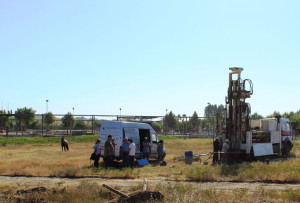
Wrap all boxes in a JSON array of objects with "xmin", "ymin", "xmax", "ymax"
[
  {"xmin": 104, "ymin": 135, "xmax": 114, "ymax": 168},
  {"xmin": 213, "ymin": 138, "xmax": 220, "ymax": 163},
  {"xmin": 121, "ymin": 137, "xmax": 130, "ymax": 167},
  {"xmin": 142, "ymin": 137, "xmax": 151, "ymax": 160},
  {"xmin": 93, "ymin": 140, "xmax": 101, "ymax": 168},
  {"xmin": 157, "ymin": 140, "xmax": 166, "ymax": 163}
]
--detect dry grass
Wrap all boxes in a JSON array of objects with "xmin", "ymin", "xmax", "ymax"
[
  {"xmin": 151, "ymin": 183, "xmax": 300, "ymax": 203},
  {"xmin": 0, "ymin": 138, "xmax": 299, "ymax": 182},
  {"xmin": 1, "ymin": 181, "xmax": 299, "ymax": 203}
]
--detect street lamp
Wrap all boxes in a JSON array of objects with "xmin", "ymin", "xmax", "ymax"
[
  {"xmin": 207, "ymin": 102, "xmax": 211, "ymax": 137},
  {"xmin": 166, "ymin": 109, "xmax": 168, "ymax": 115},
  {"xmin": 73, "ymin": 107, "xmax": 74, "ymax": 115},
  {"xmin": 120, "ymin": 108, "xmax": 122, "ymax": 119},
  {"xmin": 46, "ymin": 100, "xmax": 49, "ymax": 113}
]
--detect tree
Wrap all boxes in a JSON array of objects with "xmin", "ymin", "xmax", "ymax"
[
  {"xmin": 28, "ymin": 120, "xmax": 40, "ymax": 129},
  {"xmin": 163, "ymin": 111, "xmax": 177, "ymax": 133},
  {"xmin": 204, "ymin": 104, "xmax": 225, "ymax": 117},
  {"xmin": 266, "ymin": 111, "xmax": 281, "ymax": 118},
  {"xmin": 0, "ymin": 110, "xmax": 9, "ymax": 128},
  {"xmin": 189, "ymin": 111, "xmax": 200, "ymax": 133},
  {"xmin": 61, "ymin": 112, "xmax": 75, "ymax": 135},
  {"xmin": 201, "ymin": 118, "xmax": 209, "ymax": 132},
  {"xmin": 0, "ymin": 110, "xmax": 10, "ymax": 136},
  {"xmin": 44, "ymin": 112, "xmax": 55, "ymax": 129},
  {"xmin": 217, "ymin": 104, "xmax": 225, "ymax": 115},
  {"xmin": 250, "ymin": 112, "xmax": 263, "ymax": 120},
  {"xmin": 15, "ymin": 107, "xmax": 36, "ymax": 135},
  {"xmin": 94, "ymin": 121, "xmax": 103, "ymax": 128},
  {"xmin": 290, "ymin": 113, "xmax": 300, "ymax": 131},
  {"xmin": 151, "ymin": 122, "xmax": 162, "ymax": 133},
  {"xmin": 74, "ymin": 120, "xmax": 87, "ymax": 129},
  {"xmin": 282, "ymin": 111, "xmax": 294, "ymax": 119}
]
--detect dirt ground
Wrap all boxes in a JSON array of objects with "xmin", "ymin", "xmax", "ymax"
[{"xmin": 0, "ymin": 176, "xmax": 299, "ymax": 193}]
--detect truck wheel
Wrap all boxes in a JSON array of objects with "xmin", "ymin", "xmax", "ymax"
[{"xmin": 282, "ymin": 141, "xmax": 293, "ymax": 155}]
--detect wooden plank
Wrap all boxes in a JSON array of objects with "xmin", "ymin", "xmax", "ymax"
[
  {"xmin": 102, "ymin": 184, "xmax": 129, "ymax": 198},
  {"xmin": 143, "ymin": 179, "xmax": 148, "ymax": 191}
]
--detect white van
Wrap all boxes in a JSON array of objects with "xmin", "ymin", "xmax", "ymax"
[{"xmin": 98, "ymin": 121, "xmax": 160, "ymax": 159}]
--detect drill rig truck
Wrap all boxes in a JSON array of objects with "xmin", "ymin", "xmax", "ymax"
[{"xmin": 216, "ymin": 68, "xmax": 293, "ymax": 162}]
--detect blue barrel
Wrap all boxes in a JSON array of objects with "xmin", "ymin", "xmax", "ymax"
[
  {"xmin": 185, "ymin": 151, "xmax": 193, "ymax": 165},
  {"xmin": 185, "ymin": 151, "xmax": 193, "ymax": 157}
]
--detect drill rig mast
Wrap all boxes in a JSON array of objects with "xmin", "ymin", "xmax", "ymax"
[{"xmin": 218, "ymin": 68, "xmax": 253, "ymax": 161}]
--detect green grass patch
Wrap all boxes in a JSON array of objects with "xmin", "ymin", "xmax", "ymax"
[
  {"xmin": 158, "ymin": 135, "xmax": 185, "ymax": 140},
  {"xmin": 0, "ymin": 135, "xmax": 99, "ymax": 145}
]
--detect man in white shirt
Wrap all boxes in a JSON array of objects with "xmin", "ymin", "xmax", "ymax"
[
  {"xmin": 128, "ymin": 138, "xmax": 136, "ymax": 168},
  {"xmin": 221, "ymin": 139, "xmax": 230, "ymax": 164}
]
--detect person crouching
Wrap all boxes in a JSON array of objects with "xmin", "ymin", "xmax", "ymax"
[{"xmin": 157, "ymin": 140, "xmax": 166, "ymax": 163}]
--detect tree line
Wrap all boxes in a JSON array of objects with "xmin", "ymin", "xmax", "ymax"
[
  {"xmin": 0, "ymin": 108, "xmax": 102, "ymax": 135},
  {"xmin": 153, "ymin": 106, "xmax": 300, "ymax": 134},
  {"xmin": 1, "ymin": 105, "xmax": 300, "ymax": 135}
]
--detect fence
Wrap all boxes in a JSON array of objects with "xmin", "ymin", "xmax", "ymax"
[{"xmin": 0, "ymin": 114, "xmax": 216, "ymax": 138}]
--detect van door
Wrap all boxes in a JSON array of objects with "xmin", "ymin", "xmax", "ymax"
[
  {"xmin": 139, "ymin": 129, "xmax": 150, "ymax": 152},
  {"xmin": 150, "ymin": 133, "xmax": 159, "ymax": 158},
  {"xmin": 124, "ymin": 127, "xmax": 140, "ymax": 154}
]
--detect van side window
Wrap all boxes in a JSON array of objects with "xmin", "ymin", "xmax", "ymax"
[{"xmin": 151, "ymin": 134, "xmax": 158, "ymax": 143}]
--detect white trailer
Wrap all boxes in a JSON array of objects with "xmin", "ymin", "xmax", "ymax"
[{"xmin": 98, "ymin": 121, "xmax": 160, "ymax": 159}]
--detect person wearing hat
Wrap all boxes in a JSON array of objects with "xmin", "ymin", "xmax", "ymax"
[
  {"xmin": 121, "ymin": 137, "xmax": 130, "ymax": 167},
  {"xmin": 142, "ymin": 137, "xmax": 151, "ymax": 160},
  {"xmin": 221, "ymin": 139, "xmax": 230, "ymax": 164}
]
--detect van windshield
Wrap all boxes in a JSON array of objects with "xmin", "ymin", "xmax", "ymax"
[
  {"xmin": 151, "ymin": 133, "xmax": 159, "ymax": 143},
  {"xmin": 282, "ymin": 122, "xmax": 290, "ymax": 131}
]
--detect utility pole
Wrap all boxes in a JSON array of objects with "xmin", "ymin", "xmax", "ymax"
[{"xmin": 46, "ymin": 100, "xmax": 49, "ymax": 113}]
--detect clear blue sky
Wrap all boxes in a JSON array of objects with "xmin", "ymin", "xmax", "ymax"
[{"xmin": 1, "ymin": 0, "xmax": 299, "ymax": 117}]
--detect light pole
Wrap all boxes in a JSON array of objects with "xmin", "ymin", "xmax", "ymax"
[
  {"xmin": 46, "ymin": 100, "xmax": 49, "ymax": 113},
  {"xmin": 165, "ymin": 109, "xmax": 168, "ymax": 135},
  {"xmin": 73, "ymin": 107, "xmax": 74, "ymax": 115},
  {"xmin": 120, "ymin": 108, "xmax": 121, "ymax": 119},
  {"xmin": 207, "ymin": 102, "xmax": 211, "ymax": 137}
]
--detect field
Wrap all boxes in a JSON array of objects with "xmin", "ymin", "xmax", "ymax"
[{"xmin": 0, "ymin": 136, "xmax": 299, "ymax": 202}]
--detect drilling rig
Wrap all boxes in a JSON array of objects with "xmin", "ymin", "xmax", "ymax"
[
  {"xmin": 217, "ymin": 67, "xmax": 253, "ymax": 162},
  {"xmin": 216, "ymin": 68, "xmax": 293, "ymax": 163}
]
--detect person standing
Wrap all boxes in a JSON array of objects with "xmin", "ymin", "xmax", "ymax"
[
  {"xmin": 142, "ymin": 137, "xmax": 151, "ymax": 160},
  {"xmin": 93, "ymin": 140, "xmax": 101, "ymax": 168},
  {"xmin": 212, "ymin": 138, "xmax": 220, "ymax": 163},
  {"xmin": 157, "ymin": 140, "xmax": 166, "ymax": 163},
  {"xmin": 111, "ymin": 138, "xmax": 116, "ymax": 154},
  {"xmin": 104, "ymin": 135, "xmax": 114, "ymax": 168},
  {"xmin": 128, "ymin": 138, "xmax": 136, "ymax": 168},
  {"xmin": 221, "ymin": 139, "xmax": 230, "ymax": 164},
  {"xmin": 121, "ymin": 137, "xmax": 130, "ymax": 167}
]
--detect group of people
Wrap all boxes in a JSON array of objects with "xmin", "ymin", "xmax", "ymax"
[
  {"xmin": 213, "ymin": 137, "xmax": 230, "ymax": 164},
  {"xmin": 119, "ymin": 137, "xmax": 136, "ymax": 168},
  {"xmin": 92, "ymin": 135, "xmax": 166, "ymax": 168}
]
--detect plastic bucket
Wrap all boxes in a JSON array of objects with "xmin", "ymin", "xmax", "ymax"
[{"xmin": 185, "ymin": 156, "xmax": 193, "ymax": 165}]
